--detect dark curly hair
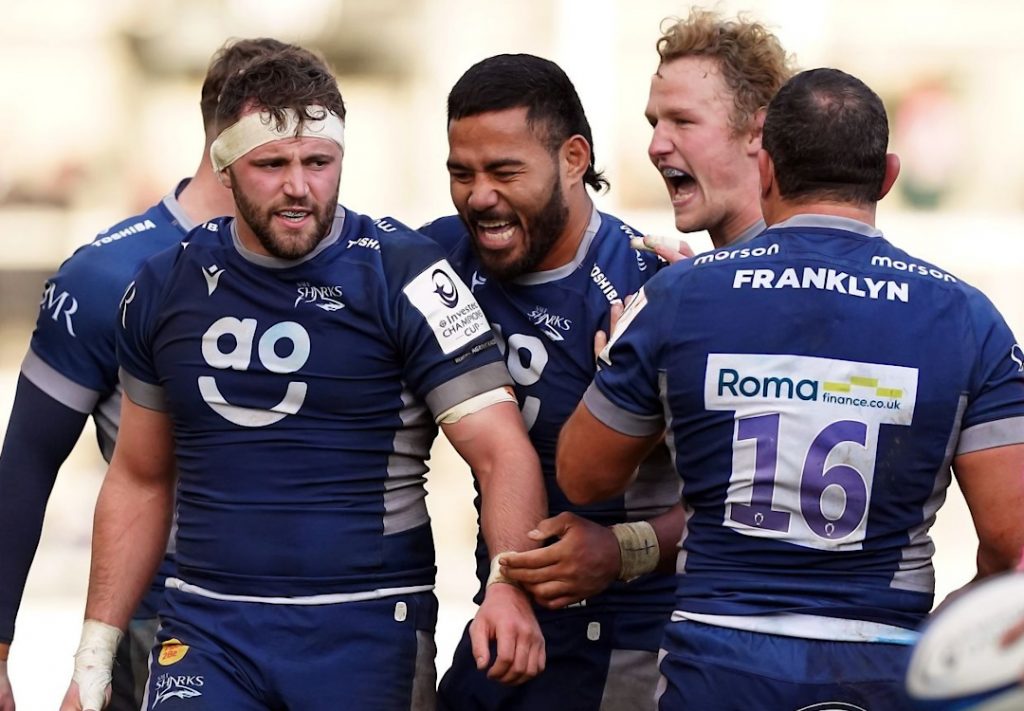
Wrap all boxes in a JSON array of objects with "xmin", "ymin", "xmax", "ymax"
[{"xmin": 214, "ymin": 47, "xmax": 345, "ymax": 135}]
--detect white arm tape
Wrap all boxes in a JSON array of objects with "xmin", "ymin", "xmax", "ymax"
[
  {"xmin": 611, "ymin": 521, "xmax": 660, "ymax": 582},
  {"xmin": 436, "ymin": 387, "xmax": 516, "ymax": 425},
  {"xmin": 73, "ymin": 619, "xmax": 123, "ymax": 711},
  {"xmin": 486, "ymin": 551, "xmax": 520, "ymax": 588}
]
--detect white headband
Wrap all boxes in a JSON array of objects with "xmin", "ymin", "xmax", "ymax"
[{"xmin": 210, "ymin": 106, "xmax": 345, "ymax": 171}]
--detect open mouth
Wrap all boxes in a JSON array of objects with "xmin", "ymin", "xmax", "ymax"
[
  {"xmin": 277, "ymin": 209, "xmax": 310, "ymax": 223},
  {"xmin": 662, "ymin": 166, "xmax": 696, "ymax": 194},
  {"xmin": 473, "ymin": 218, "xmax": 519, "ymax": 248}
]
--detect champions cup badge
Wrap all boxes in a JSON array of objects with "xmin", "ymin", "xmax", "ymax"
[{"xmin": 157, "ymin": 638, "xmax": 190, "ymax": 666}]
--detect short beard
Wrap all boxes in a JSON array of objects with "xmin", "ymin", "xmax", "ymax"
[
  {"xmin": 469, "ymin": 180, "xmax": 569, "ymax": 281},
  {"xmin": 231, "ymin": 180, "xmax": 339, "ymax": 260}
]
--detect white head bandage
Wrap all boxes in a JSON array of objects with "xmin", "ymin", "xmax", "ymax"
[{"xmin": 210, "ymin": 105, "xmax": 345, "ymax": 171}]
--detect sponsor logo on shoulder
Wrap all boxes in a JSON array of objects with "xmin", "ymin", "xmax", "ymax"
[
  {"xmin": 295, "ymin": 282, "xmax": 345, "ymax": 311},
  {"xmin": 1012, "ymin": 344, "xmax": 1024, "ymax": 372},
  {"xmin": 157, "ymin": 638, "xmax": 189, "ymax": 666},
  {"xmin": 202, "ymin": 264, "xmax": 224, "ymax": 295},
  {"xmin": 347, "ymin": 236, "xmax": 381, "ymax": 251},
  {"xmin": 733, "ymin": 267, "xmax": 909, "ymax": 302},
  {"xmin": 590, "ymin": 264, "xmax": 620, "ymax": 304},
  {"xmin": 693, "ymin": 242, "xmax": 780, "ymax": 265},
  {"xmin": 91, "ymin": 219, "xmax": 157, "ymax": 247},
  {"xmin": 374, "ymin": 218, "xmax": 398, "ymax": 233},
  {"xmin": 39, "ymin": 281, "xmax": 79, "ymax": 337},
  {"xmin": 527, "ymin": 305, "xmax": 572, "ymax": 341},
  {"xmin": 153, "ymin": 673, "xmax": 204, "ymax": 705},
  {"xmin": 404, "ymin": 260, "xmax": 491, "ymax": 354},
  {"xmin": 871, "ymin": 255, "xmax": 956, "ymax": 283}
]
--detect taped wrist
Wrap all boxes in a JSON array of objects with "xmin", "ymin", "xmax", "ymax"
[
  {"xmin": 611, "ymin": 521, "xmax": 660, "ymax": 582},
  {"xmin": 486, "ymin": 551, "xmax": 520, "ymax": 588},
  {"xmin": 73, "ymin": 619, "xmax": 122, "ymax": 710}
]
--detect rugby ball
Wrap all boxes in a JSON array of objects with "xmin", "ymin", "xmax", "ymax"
[{"xmin": 906, "ymin": 572, "xmax": 1024, "ymax": 710}]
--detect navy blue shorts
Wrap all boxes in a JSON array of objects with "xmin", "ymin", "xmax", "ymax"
[
  {"xmin": 656, "ymin": 620, "xmax": 914, "ymax": 711},
  {"xmin": 142, "ymin": 587, "xmax": 437, "ymax": 710},
  {"xmin": 438, "ymin": 606, "xmax": 666, "ymax": 711}
]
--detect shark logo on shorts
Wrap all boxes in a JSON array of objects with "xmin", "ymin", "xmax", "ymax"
[{"xmin": 152, "ymin": 673, "xmax": 204, "ymax": 705}]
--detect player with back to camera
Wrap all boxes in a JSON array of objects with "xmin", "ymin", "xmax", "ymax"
[
  {"xmin": 421, "ymin": 53, "xmax": 683, "ymax": 710},
  {"xmin": 0, "ymin": 36, "xmax": 296, "ymax": 711},
  {"xmin": 59, "ymin": 47, "xmax": 547, "ymax": 711},
  {"xmin": 639, "ymin": 9, "xmax": 793, "ymax": 262},
  {"xmin": 558, "ymin": 67, "xmax": 1024, "ymax": 710}
]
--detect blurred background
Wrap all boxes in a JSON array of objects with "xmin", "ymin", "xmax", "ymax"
[{"xmin": 1, "ymin": 0, "xmax": 1022, "ymax": 705}]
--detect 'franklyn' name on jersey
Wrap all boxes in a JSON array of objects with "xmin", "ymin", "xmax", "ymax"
[{"xmin": 733, "ymin": 268, "xmax": 909, "ymax": 302}]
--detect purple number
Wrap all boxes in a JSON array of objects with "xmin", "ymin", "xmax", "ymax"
[
  {"xmin": 800, "ymin": 420, "xmax": 868, "ymax": 539},
  {"xmin": 729, "ymin": 414, "xmax": 791, "ymax": 532}
]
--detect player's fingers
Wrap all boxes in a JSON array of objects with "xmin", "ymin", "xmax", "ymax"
[
  {"xmin": 486, "ymin": 625, "xmax": 516, "ymax": 682},
  {"xmin": 468, "ymin": 619, "xmax": 491, "ymax": 671},
  {"xmin": 527, "ymin": 512, "xmax": 574, "ymax": 540},
  {"xmin": 594, "ymin": 329, "xmax": 609, "ymax": 360},
  {"xmin": 503, "ymin": 560, "xmax": 560, "ymax": 585}
]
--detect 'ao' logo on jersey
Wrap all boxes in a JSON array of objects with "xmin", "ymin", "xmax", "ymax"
[{"xmin": 199, "ymin": 317, "xmax": 310, "ymax": 427}]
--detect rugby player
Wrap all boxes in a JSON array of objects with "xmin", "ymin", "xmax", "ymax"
[
  {"xmin": 59, "ymin": 48, "xmax": 546, "ymax": 710},
  {"xmin": 558, "ymin": 68, "xmax": 1024, "ymax": 710},
  {"xmin": 422, "ymin": 53, "xmax": 683, "ymax": 710},
  {"xmin": 640, "ymin": 9, "xmax": 792, "ymax": 261}
]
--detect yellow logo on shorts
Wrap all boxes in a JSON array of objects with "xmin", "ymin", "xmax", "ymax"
[{"xmin": 157, "ymin": 638, "xmax": 190, "ymax": 666}]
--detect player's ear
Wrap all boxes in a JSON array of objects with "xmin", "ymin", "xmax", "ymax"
[
  {"xmin": 879, "ymin": 153, "xmax": 900, "ymax": 200},
  {"xmin": 216, "ymin": 169, "xmax": 233, "ymax": 189},
  {"xmin": 758, "ymin": 149, "xmax": 774, "ymax": 199},
  {"xmin": 746, "ymin": 108, "xmax": 767, "ymax": 156},
  {"xmin": 561, "ymin": 135, "xmax": 590, "ymax": 185}
]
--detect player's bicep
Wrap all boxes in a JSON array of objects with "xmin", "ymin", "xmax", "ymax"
[
  {"xmin": 109, "ymin": 392, "xmax": 175, "ymax": 485},
  {"xmin": 953, "ymin": 443, "xmax": 1024, "ymax": 578}
]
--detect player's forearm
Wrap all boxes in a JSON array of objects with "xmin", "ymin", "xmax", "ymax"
[
  {"xmin": 478, "ymin": 445, "xmax": 546, "ymax": 557},
  {"xmin": 84, "ymin": 469, "xmax": 173, "ymax": 628},
  {"xmin": 0, "ymin": 376, "xmax": 89, "ymax": 641}
]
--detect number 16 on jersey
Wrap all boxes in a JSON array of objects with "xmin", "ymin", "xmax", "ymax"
[{"xmin": 705, "ymin": 353, "xmax": 918, "ymax": 552}]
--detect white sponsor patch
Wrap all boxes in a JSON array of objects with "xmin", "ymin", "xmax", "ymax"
[
  {"xmin": 404, "ymin": 260, "xmax": 491, "ymax": 354},
  {"xmin": 706, "ymin": 354, "xmax": 918, "ymax": 551}
]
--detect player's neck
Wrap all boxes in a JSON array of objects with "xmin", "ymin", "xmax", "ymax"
[
  {"xmin": 177, "ymin": 157, "xmax": 236, "ymax": 226},
  {"xmin": 766, "ymin": 200, "xmax": 877, "ymax": 228}
]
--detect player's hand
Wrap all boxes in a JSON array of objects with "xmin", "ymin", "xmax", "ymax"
[
  {"xmin": 630, "ymin": 234, "xmax": 694, "ymax": 264},
  {"xmin": 500, "ymin": 512, "xmax": 621, "ymax": 609},
  {"xmin": 594, "ymin": 301, "xmax": 625, "ymax": 361},
  {"xmin": 59, "ymin": 679, "xmax": 109, "ymax": 711},
  {"xmin": 469, "ymin": 581, "xmax": 545, "ymax": 685},
  {"xmin": 0, "ymin": 658, "xmax": 14, "ymax": 711}
]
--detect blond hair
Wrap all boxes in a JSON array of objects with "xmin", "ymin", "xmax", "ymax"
[{"xmin": 657, "ymin": 9, "xmax": 794, "ymax": 133}]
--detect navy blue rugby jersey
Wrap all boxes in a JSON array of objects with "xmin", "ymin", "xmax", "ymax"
[
  {"xmin": 422, "ymin": 210, "xmax": 681, "ymax": 610},
  {"xmin": 25, "ymin": 182, "xmax": 196, "ymax": 459},
  {"xmin": 116, "ymin": 206, "xmax": 509, "ymax": 598},
  {"xmin": 586, "ymin": 214, "xmax": 1024, "ymax": 629}
]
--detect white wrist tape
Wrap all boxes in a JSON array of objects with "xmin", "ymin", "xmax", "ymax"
[
  {"xmin": 611, "ymin": 521, "xmax": 660, "ymax": 582},
  {"xmin": 73, "ymin": 619, "xmax": 123, "ymax": 711},
  {"xmin": 436, "ymin": 387, "xmax": 516, "ymax": 425},
  {"xmin": 210, "ymin": 105, "xmax": 346, "ymax": 171},
  {"xmin": 486, "ymin": 551, "xmax": 519, "ymax": 588}
]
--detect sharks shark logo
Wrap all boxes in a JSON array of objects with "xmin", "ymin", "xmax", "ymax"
[
  {"xmin": 526, "ymin": 305, "xmax": 572, "ymax": 342},
  {"xmin": 152, "ymin": 673, "xmax": 204, "ymax": 705}
]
